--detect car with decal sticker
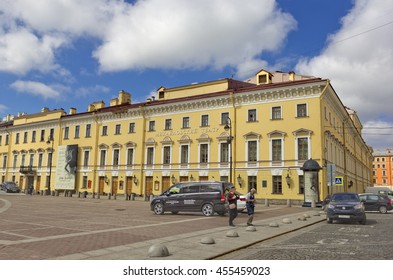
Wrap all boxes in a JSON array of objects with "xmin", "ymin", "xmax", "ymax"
[{"xmin": 150, "ymin": 181, "xmax": 234, "ymax": 216}]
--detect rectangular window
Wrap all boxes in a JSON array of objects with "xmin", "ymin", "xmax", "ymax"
[
  {"xmin": 220, "ymin": 142, "xmax": 229, "ymax": 163},
  {"xmin": 127, "ymin": 148, "xmax": 134, "ymax": 166},
  {"xmin": 297, "ymin": 137, "xmax": 309, "ymax": 161},
  {"xmin": 82, "ymin": 176, "xmax": 88, "ymax": 189},
  {"xmin": 50, "ymin": 128, "xmax": 54, "ymax": 140},
  {"xmin": 38, "ymin": 154, "xmax": 43, "ymax": 168},
  {"xmin": 201, "ymin": 115, "xmax": 209, "ymax": 127},
  {"xmin": 0, "ymin": 135, "xmax": 2, "ymax": 145},
  {"xmin": 102, "ymin": 126, "xmax": 108, "ymax": 136},
  {"xmin": 23, "ymin": 132, "xmax": 28, "ymax": 143},
  {"xmin": 200, "ymin": 144, "xmax": 209, "ymax": 163},
  {"xmin": 221, "ymin": 112, "xmax": 229, "ymax": 125},
  {"xmin": 40, "ymin": 130, "xmax": 45, "ymax": 142},
  {"xmin": 273, "ymin": 176, "xmax": 282, "ymax": 194},
  {"xmin": 248, "ymin": 109, "xmax": 257, "ymax": 122},
  {"xmin": 113, "ymin": 149, "xmax": 120, "ymax": 166},
  {"xmin": 2, "ymin": 155, "xmax": 7, "ymax": 169},
  {"xmin": 115, "ymin": 124, "xmax": 121, "ymax": 135},
  {"xmin": 5, "ymin": 134, "xmax": 9, "ymax": 145},
  {"xmin": 297, "ymin": 104, "xmax": 307, "ymax": 117},
  {"xmin": 165, "ymin": 119, "xmax": 172, "ymax": 130},
  {"xmin": 149, "ymin": 121, "xmax": 155, "ymax": 131},
  {"xmin": 163, "ymin": 146, "xmax": 171, "ymax": 164},
  {"xmin": 182, "ymin": 117, "xmax": 190, "ymax": 128},
  {"xmin": 83, "ymin": 150, "xmax": 90, "ymax": 168},
  {"xmin": 86, "ymin": 124, "xmax": 91, "ymax": 137},
  {"xmin": 15, "ymin": 133, "xmax": 20, "ymax": 144},
  {"xmin": 272, "ymin": 139, "xmax": 282, "ymax": 162},
  {"xmin": 299, "ymin": 175, "xmax": 304, "ymax": 194},
  {"xmin": 248, "ymin": 141, "xmax": 257, "ymax": 162},
  {"xmin": 75, "ymin": 125, "xmax": 80, "ymax": 138},
  {"xmin": 13, "ymin": 155, "xmax": 17, "ymax": 169},
  {"xmin": 32, "ymin": 131, "xmax": 36, "ymax": 143},
  {"xmin": 129, "ymin": 123, "xmax": 135, "ymax": 133},
  {"xmin": 64, "ymin": 127, "xmax": 69, "ymax": 139},
  {"xmin": 100, "ymin": 150, "xmax": 106, "ymax": 167},
  {"xmin": 181, "ymin": 145, "xmax": 189, "ymax": 164},
  {"xmin": 272, "ymin": 106, "xmax": 281, "ymax": 120},
  {"xmin": 47, "ymin": 153, "xmax": 51, "ymax": 168},
  {"xmin": 147, "ymin": 147, "xmax": 154, "ymax": 165},
  {"xmin": 29, "ymin": 154, "xmax": 34, "ymax": 167},
  {"xmin": 248, "ymin": 176, "xmax": 257, "ymax": 191}
]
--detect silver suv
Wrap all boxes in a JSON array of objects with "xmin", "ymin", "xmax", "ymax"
[{"xmin": 150, "ymin": 181, "xmax": 234, "ymax": 216}]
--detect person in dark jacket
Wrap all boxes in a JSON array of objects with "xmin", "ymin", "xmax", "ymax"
[{"xmin": 227, "ymin": 186, "xmax": 239, "ymax": 227}]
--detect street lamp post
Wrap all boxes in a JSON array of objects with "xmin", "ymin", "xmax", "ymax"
[
  {"xmin": 46, "ymin": 136, "xmax": 54, "ymax": 195},
  {"xmin": 224, "ymin": 117, "xmax": 233, "ymax": 183}
]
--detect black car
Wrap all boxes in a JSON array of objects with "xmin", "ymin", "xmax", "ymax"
[
  {"xmin": 150, "ymin": 181, "xmax": 233, "ymax": 216},
  {"xmin": 326, "ymin": 192, "xmax": 366, "ymax": 225},
  {"xmin": 0, "ymin": 182, "xmax": 21, "ymax": 193},
  {"xmin": 358, "ymin": 193, "xmax": 393, "ymax": 214}
]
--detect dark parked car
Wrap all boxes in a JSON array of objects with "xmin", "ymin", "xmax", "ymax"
[
  {"xmin": 150, "ymin": 181, "xmax": 234, "ymax": 216},
  {"xmin": 0, "ymin": 182, "xmax": 21, "ymax": 193},
  {"xmin": 326, "ymin": 192, "xmax": 366, "ymax": 225},
  {"xmin": 358, "ymin": 193, "xmax": 393, "ymax": 214}
]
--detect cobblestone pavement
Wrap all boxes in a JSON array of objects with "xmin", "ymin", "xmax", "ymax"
[
  {"xmin": 0, "ymin": 193, "xmax": 311, "ymax": 260},
  {"xmin": 215, "ymin": 211, "xmax": 393, "ymax": 260}
]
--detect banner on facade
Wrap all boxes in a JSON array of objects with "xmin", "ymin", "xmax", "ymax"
[{"xmin": 54, "ymin": 145, "xmax": 78, "ymax": 190}]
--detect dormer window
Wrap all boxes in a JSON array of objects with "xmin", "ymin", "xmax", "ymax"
[
  {"xmin": 158, "ymin": 91, "xmax": 165, "ymax": 99},
  {"xmin": 258, "ymin": 74, "xmax": 267, "ymax": 84}
]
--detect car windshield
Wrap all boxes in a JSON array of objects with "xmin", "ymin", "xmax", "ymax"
[{"xmin": 331, "ymin": 193, "xmax": 359, "ymax": 202}]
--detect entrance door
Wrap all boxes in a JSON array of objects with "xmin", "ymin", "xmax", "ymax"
[
  {"xmin": 145, "ymin": 176, "xmax": 153, "ymax": 196},
  {"xmin": 36, "ymin": 176, "xmax": 41, "ymax": 193},
  {"xmin": 179, "ymin": 176, "xmax": 188, "ymax": 182},
  {"xmin": 20, "ymin": 176, "xmax": 24, "ymax": 191},
  {"xmin": 126, "ymin": 177, "xmax": 133, "ymax": 196},
  {"xmin": 162, "ymin": 176, "xmax": 171, "ymax": 192},
  {"xmin": 99, "ymin": 177, "xmax": 105, "ymax": 195},
  {"xmin": 111, "ymin": 176, "xmax": 118, "ymax": 195}
]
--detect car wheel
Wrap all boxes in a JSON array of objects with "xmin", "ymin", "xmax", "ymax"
[
  {"xmin": 327, "ymin": 217, "xmax": 333, "ymax": 224},
  {"xmin": 201, "ymin": 203, "xmax": 214, "ymax": 216},
  {"xmin": 153, "ymin": 203, "xmax": 164, "ymax": 215},
  {"xmin": 379, "ymin": 206, "xmax": 388, "ymax": 214}
]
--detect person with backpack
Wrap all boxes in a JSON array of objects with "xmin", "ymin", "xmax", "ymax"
[
  {"xmin": 227, "ymin": 186, "xmax": 239, "ymax": 227},
  {"xmin": 245, "ymin": 188, "xmax": 256, "ymax": 226}
]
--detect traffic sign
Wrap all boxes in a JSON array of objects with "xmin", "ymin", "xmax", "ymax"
[{"xmin": 335, "ymin": 176, "xmax": 343, "ymax": 187}]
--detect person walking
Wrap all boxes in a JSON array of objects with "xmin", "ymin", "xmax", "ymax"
[
  {"xmin": 245, "ymin": 188, "xmax": 256, "ymax": 226},
  {"xmin": 227, "ymin": 186, "xmax": 239, "ymax": 227}
]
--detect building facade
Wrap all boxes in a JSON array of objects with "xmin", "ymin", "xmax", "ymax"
[
  {"xmin": 373, "ymin": 149, "xmax": 393, "ymax": 188},
  {"xmin": 0, "ymin": 70, "xmax": 374, "ymax": 203}
]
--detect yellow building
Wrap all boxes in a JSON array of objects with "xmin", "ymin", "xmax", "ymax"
[{"xmin": 0, "ymin": 70, "xmax": 373, "ymax": 203}]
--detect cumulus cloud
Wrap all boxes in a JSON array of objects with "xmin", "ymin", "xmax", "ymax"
[
  {"xmin": 295, "ymin": 0, "xmax": 393, "ymax": 149},
  {"xmin": 75, "ymin": 85, "xmax": 111, "ymax": 98},
  {"xmin": 10, "ymin": 80, "xmax": 61, "ymax": 99},
  {"xmin": 93, "ymin": 0, "xmax": 296, "ymax": 73}
]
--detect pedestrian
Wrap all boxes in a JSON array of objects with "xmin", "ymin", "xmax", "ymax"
[
  {"xmin": 226, "ymin": 186, "xmax": 239, "ymax": 227},
  {"xmin": 245, "ymin": 188, "xmax": 256, "ymax": 225}
]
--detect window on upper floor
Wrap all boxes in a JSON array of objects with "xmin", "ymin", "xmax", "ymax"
[
  {"xmin": 182, "ymin": 117, "xmax": 190, "ymax": 128},
  {"xmin": 40, "ymin": 130, "xmax": 45, "ymax": 142},
  {"xmin": 221, "ymin": 112, "xmax": 229, "ymax": 125},
  {"xmin": 115, "ymin": 124, "xmax": 121, "ymax": 135},
  {"xmin": 247, "ymin": 140, "xmax": 257, "ymax": 162},
  {"xmin": 163, "ymin": 146, "xmax": 171, "ymax": 165},
  {"xmin": 248, "ymin": 109, "xmax": 257, "ymax": 122},
  {"xmin": 272, "ymin": 106, "xmax": 282, "ymax": 120},
  {"xmin": 75, "ymin": 125, "xmax": 80, "ymax": 138},
  {"xmin": 297, "ymin": 103, "xmax": 307, "ymax": 118},
  {"xmin": 129, "ymin": 122, "xmax": 135, "ymax": 133},
  {"xmin": 31, "ymin": 131, "xmax": 36, "ymax": 143},
  {"xmin": 102, "ymin": 126, "xmax": 108, "ymax": 136},
  {"xmin": 201, "ymin": 115, "xmax": 209, "ymax": 127},
  {"xmin": 86, "ymin": 124, "xmax": 91, "ymax": 137},
  {"xmin": 165, "ymin": 119, "xmax": 172, "ymax": 130},
  {"xmin": 149, "ymin": 121, "xmax": 156, "ymax": 131},
  {"xmin": 15, "ymin": 133, "xmax": 20, "ymax": 144},
  {"xmin": 64, "ymin": 127, "xmax": 69, "ymax": 139},
  {"xmin": 200, "ymin": 143, "xmax": 209, "ymax": 163},
  {"xmin": 23, "ymin": 132, "xmax": 28, "ymax": 143}
]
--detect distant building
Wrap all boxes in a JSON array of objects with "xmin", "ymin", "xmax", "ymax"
[
  {"xmin": 0, "ymin": 70, "xmax": 373, "ymax": 203},
  {"xmin": 372, "ymin": 149, "xmax": 393, "ymax": 189}
]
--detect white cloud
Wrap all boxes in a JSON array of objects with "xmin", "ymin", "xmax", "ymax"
[
  {"xmin": 93, "ymin": 0, "xmax": 296, "ymax": 73},
  {"xmin": 295, "ymin": 0, "xmax": 393, "ymax": 125},
  {"xmin": 75, "ymin": 85, "xmax": 111, "ymax": 98},
  {"xmin": 10, "ymin": 80, "xmax": 61, "ymax": 99},
  {"xmin": 363, "ymin": 120, "xmax": 393, "ymax": 150}
]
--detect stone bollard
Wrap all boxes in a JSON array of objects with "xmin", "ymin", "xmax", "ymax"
[
  {"xmin": 131, "ymin": 193, "xmax": 136, "ymax": 200},
  {"xmin": 149, "ymin": 194, "xmax": 154, "ymax": 201},
  {"xmin": 311, "ymin": 200, "xmax": 316, "ymax": 208},
  {"xmin": 287, "ymin": 199, "xmax": 292, "ymax": 207},
  {"xmin": 265, "ymin": 198, "xmax": 270, "ymax": 207}
]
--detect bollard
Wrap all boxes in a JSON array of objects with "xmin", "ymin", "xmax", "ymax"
[
  {"xmin": 149, "ymin": 194, "xmax": 154, "ymax": 201},
  {"xmin": 131, "ymin": 193, "xmax": 135, "ymax": 200},
  {"xmin": 311, "ymin": 200, "xmax": 316, "ymax": 208},
  {"xmin": 287, "ymin": 199, "xmax": 292, "ymax": 207},
  {"xmin": 265, "ymin": 198, "xmax": 269, "ymax": 207}
]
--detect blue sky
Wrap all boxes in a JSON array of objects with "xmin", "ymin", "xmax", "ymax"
[{"xmin": 1, "ymin": 0, "xmax": 393, "ymax": 151}]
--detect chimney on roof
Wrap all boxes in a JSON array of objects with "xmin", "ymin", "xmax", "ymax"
[
  {"xmin": 289, "ymin": 71, "xmax": 295, "ymax": 81},
  {"xmin": 69, "ymin": 107, "xmax": 77, "ymax": 115}
]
